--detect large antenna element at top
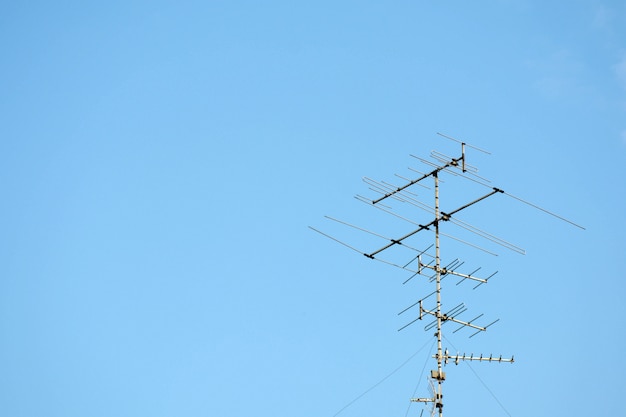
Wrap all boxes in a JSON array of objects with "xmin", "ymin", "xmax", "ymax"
[
  {"xmin": 310, "ymin": 133, "xmax": 584, "ymax": 417},
  {"xmin": 436, "ymin": 132, "xmax": 491, "ymax": 154},
  {"xmin": 372, "ymin": 132, "xmax": 490, "ymax": 206}
]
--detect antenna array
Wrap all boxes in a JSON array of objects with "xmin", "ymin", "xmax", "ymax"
[{"xmin": 311, "ymin": 133, "xmax": 584, "ymax": 416}]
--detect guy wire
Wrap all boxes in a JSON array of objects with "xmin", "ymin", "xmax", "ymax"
[
  {"xmin": 404, "ymin": 339, "xmax": 437, "ymax": 417},
  {"xmin": 331, "ymin": 338, "xmax": 434, "ymax": 417},
  {"xmin": 443, "ymin": 335, "xmax": 513, "ymax": 417}
]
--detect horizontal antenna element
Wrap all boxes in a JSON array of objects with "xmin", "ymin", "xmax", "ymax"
[{"xmin": 441, "ymin": 351, "xmax": 514, "ymax": 365}]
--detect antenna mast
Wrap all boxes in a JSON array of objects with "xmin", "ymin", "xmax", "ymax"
[{"xmin": 311, "ymin": 133, "xmax": 583, "ymax": 416}]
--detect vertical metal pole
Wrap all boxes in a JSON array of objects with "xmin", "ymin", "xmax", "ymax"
[
  {"xmin": 461, "ymin": 143, "xmax": 466, "ymax": 173},
  {"xmin": 434, "ymin": 172, "xmax": 443, "ymax": 417}
]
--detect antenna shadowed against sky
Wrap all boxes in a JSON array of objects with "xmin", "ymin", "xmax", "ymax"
[
  {"xmin": 312, "ymin": 134, "xmax": 575, "ymax": 417},
  {"xmin": 1, "ymin": 2, "xmax": 625, "ymax": 417}
]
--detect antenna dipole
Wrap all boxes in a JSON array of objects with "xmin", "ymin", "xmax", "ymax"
[{"xmin": 311, "ymin": 133, "xmax": 583, "ymax": 416}]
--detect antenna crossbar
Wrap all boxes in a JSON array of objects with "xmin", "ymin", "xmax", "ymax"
[
  {"xmin": 419, "ymin": 303, "xmax": 486, "ymax": 333},
  {"xmin": 418, "ymin": 258, "xmax": 488, "ymax": 284},
  {"xmin": 367, "ymin": 188, "xmax": 501, "ymax": 258},
  {"xmin": 440, "ymin": 353, "xmax": 514, "ymax": 365},
  {"xmin": 372, "ymin": 154, "xmax": 465, "ymax": 205}
]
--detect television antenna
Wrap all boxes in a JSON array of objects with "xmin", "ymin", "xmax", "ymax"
[{"xmin": 310, "ymin": 133, "xmax": 584, "ymax": 416}]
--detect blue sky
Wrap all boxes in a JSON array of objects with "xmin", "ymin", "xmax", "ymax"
[{"xmin": 1, "ymin": 1, "xmax": 625, "ymax": 416}]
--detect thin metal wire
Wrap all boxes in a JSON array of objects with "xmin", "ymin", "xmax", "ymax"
[
  {"xmin": 363, "ymin": 181, "xmax": 407, "ymax": 206},
  {"xmin": 456, "ymin": 267, "xmax": 481, "ymax": 285},
  {"xmin": 504, "ymin": 191, "xmax": 586, "ymax": 230},
  {"xmin": 363, "ymin": 177, "xmax": 408, "ymax": 203},
  {"xmin": 457, "ymin": 166, "xmax": 492, "ymax": 183},
  {"xmin": 473, "ymin": 271, "xmax": 498, "ymax": 290},
  {"xmin": 448, "ymin": 218, "xmax": 525, "ymax": 255},
  {"xmin": 399, "ymin": 316, "xmax": 423, "ymax": 332},
  {"xmin": 324, "ymin": 215, "xmax": 390, "ymax": 241},
  {"xmin": 365, "ymin": 176, "xmax": 415, "ymax": 203},
  {"xmin": 413, "ymin": 155, "xmax": 444, "ymax": 169},
  {"xmin": 395, "ymin": 172, "xmax": 431, "ymax": 190},
  {"xmin": 373, "ymin": 256, "xmax": 420, "ymax": 273},
  {"xmin": 309, "ymin": 226, "xmax": 364, "ymax": 255},
  {"xmin": 331, "ymin": 338, "xmax": 435, "ymax": 417},
  {"xmin": 356, "ymin": 194, "xmax": 425, "ymax": 227},
  {"xmin": 366, "ymin": 189, "xmax": 399, "ymax": 208},
  {"xmin": 402, "ymin": 271, "xmax": 420, "ymax": 285},
  {"xmin": 403, "ymin": 244, "xmax": 435, "ymax": 268},
  {"xmin": 370, "ymin": 185, "xmax": 435, "ymax": 215},
  {"xmin": 439, "ymin": 231, "xmax": 499, "ymax": 256},
  {"xmin": 398, "ymin": 300, "xmax": 422, "ymax": 316},
  {"xmin": 436, "ymin": 132, "xmax": 492, "ymax": 154},
  {"xmin": 443, "ymin": 335, "xmax": 513, "ymax": 417},
  {"xmin": 447, "ymin": 169, "xmax": 585, "ymax": 230},
  {"xmin": 453, "ymin": 314, "xmax": 484, "ymax": 333},
  {"xmin": 408, "ymin": 166, "xmax": 443, "ymax": 184},
  {"xmin": 404, "ymin": 340, "xmax": 437, "ymax": 417}
]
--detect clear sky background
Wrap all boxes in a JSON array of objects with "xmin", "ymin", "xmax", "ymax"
[{"xmin": 1, "ymin": 1, "xmax": 625, "ymax": 416}]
